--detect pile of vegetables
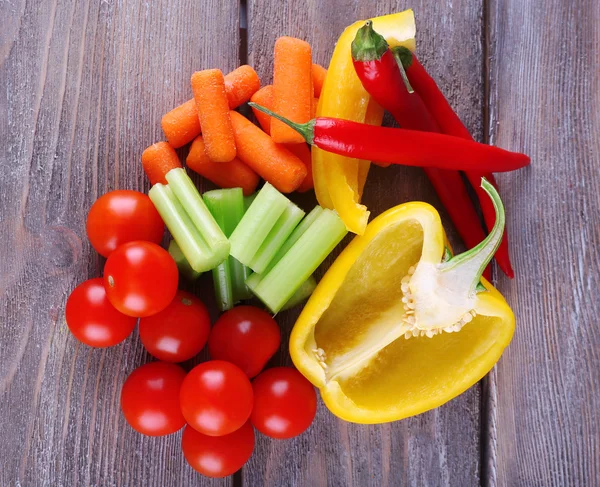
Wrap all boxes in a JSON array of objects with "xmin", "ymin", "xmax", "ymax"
[{"xmin": 65, "ymin": 8, "xmax": 529, "ymax": 480}]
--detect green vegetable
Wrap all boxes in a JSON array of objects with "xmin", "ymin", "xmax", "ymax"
[
  {"xmin": 203, "ymin": 188, "xmax": 253, "ymax": 311},
  {"xmin": 149, "ymin": 168, "xmax": 229, "ymax": 272},
  {"xmin": 280, "ymin": 275, "xmax": 317, "ymax": 311},
  {"xmin": 168, "ymin": 240, "xmax": 201, "ymax": 281},
  {"xmin": 247, "ymin": 208, "xmax": 347, "ymax": 313}
]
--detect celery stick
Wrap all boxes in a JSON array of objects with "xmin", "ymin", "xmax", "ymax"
[
  {"xmin": 253, "ymin": 209, "xmax": 347, "ymax": 313},
  {"xmin": 149, "ymin": 184, "xmax": 213, "ymax": 272},
  {"xmin": 280, "ymin": 275, "xmax": 317, "ymax": 311},
  {"xmin": 203, "ymin": 188, "xmax": 249, "ymax": 310},
  {"xmin": 229, "ymin": 183, "xmax": 289, "ymax": 266},
  {"xmin": 165, "ymin": 168, "xmax": 229, "ymax": 270},
  {"xmin": 168, "ymin": 240, "xmax": 201, "ymax": 281},
  {"xmin": 244, "ymin": 192, "xmax": 257, "ymax": 211},
  {"xmin": 248, "ymin": 203, "xmax": 305, "ymax": 274}
]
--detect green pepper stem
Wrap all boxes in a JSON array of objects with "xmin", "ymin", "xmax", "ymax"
[
  {"xmin": 351, "ymin": 20, "xmax": 389, "ymax": 62},
  {"xmin": 391, "ymin": 46, "xmax": 414, "ymax": 94},
  {"xmin": 439, "ymin": 178, "xmax": 505, "ymax": 294},
  {"xmin": 248, "ymin": 103, "xmax": 315, "ymax": 144}
]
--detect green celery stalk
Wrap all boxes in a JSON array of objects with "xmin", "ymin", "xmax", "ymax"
[
  {"xmin": 229, "ymin": 183, "xmax": 289, "ymax": 266},
  {"xmin": 248, "ymin": 203, "xmax": 305, "ymax": 274},
  {"xmin": 149, "ymin": 184, "xmax": 213, "ymax": 272},
  {"xmin": 168, "ymin": 240, "xmax": 201, "ymax": 281},
  {"xmin": 244, "ymin": 192, "xmax": 257, "ymax": 211},
  {"xmin": 252, "ymin": 209, "xmax": 347, "ymax": 313},
  {"xmin": 280, "ymin": 275, "xmax": 317, "ymax": 311},
  {"xmin": 203, "ymin": 188, "xmax": 252, "ymax": 310}
]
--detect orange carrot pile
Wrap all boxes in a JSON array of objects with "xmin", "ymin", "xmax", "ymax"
[
  {"xmin": 162, "ymin": 66, "xmax": 260, "ymax": 148},
  {"xmin": 250, "ymin": 85, "xmax": 313, "ymax": 191},
  {"xmin": 187, "ymin": 136, "xmax": 259, "ymax": 196},
  {"xmin": 191, "ymin": 69, "xmax": 236, "ymax": 163},
  {"xmin": 230, "ymin": 111, "xmax": 307, "ymax": 193},
  {"xmin": 311, "ymin": 64, "xmax": 327, "ymax": 97},
  {"xmin": 141, "ymin": 142, "xmax": 182, "ymax": 185},
  {"xmin": 271, "ymin": 37, "xmax": 313, "ymax": 144}
]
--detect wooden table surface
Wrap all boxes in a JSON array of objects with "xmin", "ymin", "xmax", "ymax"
[{"xmin": 2, "ymin": 0, "xmax": 599, "ymax": 485}]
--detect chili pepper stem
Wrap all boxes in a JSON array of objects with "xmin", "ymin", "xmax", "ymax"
[
  {"xmin": 350, "ymin": 20, "xmax": 389, "ymax": 62},
  {"xmin": 401, "ymin": 178, "xmax": 506, "ymax": 337},
  {"xmin": 391, "ymin": 46, "xmax": 414, "ymax": 93},
  {"xmin": 248, "ymin": 102, "xmax": 315, "ymax": 144}
]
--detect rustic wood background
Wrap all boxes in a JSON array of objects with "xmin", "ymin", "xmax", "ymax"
[{"xmin": 1, "ymin": 0, "xmax": 598, "ymax": 485}]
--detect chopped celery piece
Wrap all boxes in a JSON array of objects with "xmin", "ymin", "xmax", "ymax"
[
  {"xmin": 280, "ymin": 275, "xmax": 317, "ymax": 311},
  {"xmin": 149, "ymin": 184, "xmax": 215, "ymax": 272},
  {"xmin": 203, "ymin": 188, "xmax": 252, "ymax": 310},
  {"xmin": 149, "ymin": 169, "xmax": 229, "ymax": 272},
  {"xmin": 229, "ymin": 183, "xmax": 289, "ymax": 266},
  {"xmin": 169, "ymin": 240, "xmax": 201, "ymax": 281},
  {"xmin": 244, "ymin": 192, "xmax": 257, "ymax": 211},
  {"xmin": 252, "ymin": 209, "xmax": 347, "ymax": 313},
  {"xmin": 248, "ymin": 203, "xmax": 305, "ymax": 274}
]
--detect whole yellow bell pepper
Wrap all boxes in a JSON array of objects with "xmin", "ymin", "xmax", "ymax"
[
  {"xmin": 290, "ymin": 179, "xmax": 515, "ymax": 423},
  {"xmin": 313, "ymin": 10, "xmax": 416, "ymax": 235}
]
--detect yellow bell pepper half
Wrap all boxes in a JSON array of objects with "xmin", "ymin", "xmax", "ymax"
[
  {"xmin": 314, "ymin": 10, "xmax": 416, "ymax": 235},
  {"xmin": 290, "ymin": 180, "xmax": 515, "ymax": 423}
]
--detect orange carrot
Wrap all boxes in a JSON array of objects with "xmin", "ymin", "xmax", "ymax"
[
  {"xmin": 141, "ymin": 142, "xmax": 182, "ymax": 185},
  {"xmin": 191, "ymin": 69, "xmax": 236, "ymax": 163},
  {"xmin": 285, "ymin": 143, "xmax": 313, "ymax": 192},
  {"xmin": 251, "ymin": 86, "xmax": 313, "ymax": 190},
  {"xmin": 311, "ymin": 64, "xmax": 327, "ymax": 97},
  {"xmin": 162, "ymin": 66, "xmax": 260, "ymax": 148},
  {"xmin": 230, "ymin": 111, "xmax": 307, "ymax": 193},
  {"xmin": 251, "ymin": 85, "xmax": 274, "ymax": 134},
  {"xmin": 272, "ymin": 37, "xmax": 313, "ymax": 144},
  {"xmin": 224, "ymin": 65, "xmax": 261, "ymax": 108},
  {"xmin": 186, "ymin": 136, "xmax": 259, "ymax": 196},
  {"xmin": 311, "ymin": 97, "xmax": 319, "ymax": 120}
]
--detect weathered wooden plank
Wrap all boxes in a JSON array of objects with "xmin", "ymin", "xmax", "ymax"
[
  {"xmin": 245, "ymin": 1, "xmax": 486, "ymax": 485},
  {"xmin": 0, "ymin": 0, "xmax": 239, "ymax": 485},
  {"xmin": 487, "ymin": 0, "xmax": 600, "ymax": 485}
]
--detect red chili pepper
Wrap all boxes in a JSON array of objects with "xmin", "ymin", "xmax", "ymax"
[
  {"xmin": 248, "ymin": 106, "xmax": 530, "ymax": 174},
  {"xmin": 406, "ymin": 56, "xmax": 514, "ymax": 278}
]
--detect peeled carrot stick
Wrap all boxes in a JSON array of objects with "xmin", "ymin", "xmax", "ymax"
[
  {"xmin": 250, "ymin": 86, "xmax": 313, "ymax": 190},
  {"xmin": 187, "ymin": 136, "xmax": 259, "ymax": 196},
  {"xmin": 250, "ymin": 85, "xmax": 274, "ymax": 134},
  {"xmin": 286, "ymin": 143, "xmax": 313, "ymax": 192},
  {"xmin": 224, "ymin": 65, "xmax": 261, "ymax": 108},
  {"xmin": 162, "ymin": 66, "xmax": 260, "ymax": 148},
  {"xmin": 311, "ymin": 64, "xmax": 327, "ymax": 97},
  {"xmin": 311, "ymin": 97, "xmax": 319, "ymax": 120},
  {"xmin": 230, "ymin": 111, "xmax": 307, "ymax": 193},
  {"xmin": 272, "ymin": 37, "xmax": 313, "ymax": 144},
  {"xmin": 141, "ymin": 142, "xmax": 182, "ymax": 185},
  {"xmin": 191, "ymin": 69, "xmax": 236, "ymax": 163}
]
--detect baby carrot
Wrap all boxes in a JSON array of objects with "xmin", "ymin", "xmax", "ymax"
[
  {"xmin": 311, "ymin": 63, "xmax": 327, "ymax": 97},
  {"xmin": 162, "ymin": 66, "xmax": 260, "ymax": 148},
  {"xmin": 186, "ymin": 136, "xmax": 259, "ymax": 196},
  {"xmin": 141, "ymin": 142, "xmax": 182, "ymax": 185},
  {"xmin": 230, "ymin": 111, "xmax": 307, "ymax": 193},
  {"xmin": 286, "ymin": 143, "xmax": 313, "ymax": 192},
  {"xmin": 250, "ymin": 85, "xmax": 274, "ymax": 134},
  {"xmin": 224, "ymin": 65, "xmax": 261, "ymax": 108},
  {"xmin": 191, "ymin": 69, "xmax": 236, "ymax": 162},
  {"xmin": 250, "ymin": 86, "xmax": 313, "ymax": 190},
  {"xmin": 272, "ymin": 37, "xmax": 313, "ymax": 144}
]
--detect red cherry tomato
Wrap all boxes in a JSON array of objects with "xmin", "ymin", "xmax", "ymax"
[
  {"xmin": 208, "ymin": 306, "xmax": 280, "ymax": 378},
  {"xmin": 86, "ymin": 190, "xmax": 164, "ymax": 258},
  {"xmin": 180, "ymin": 360, "xmax": 253, "ymax": 436},
  {"xmin": 103, "ymin": 241, "xmax": 178, "ymax": 317},
  {"xmin": 65, "ymin": 278, "xmax": 137, "ymax": 347},
  {"xmin": 251, "ymin": 367, "xmax": 317, "ymax": 439},
  {"xmin": 120, "ymin": 362, "xmax": 186, "ymax": 436},
  {"xmin": 139, "ymin": 291, "xmax": 211, "ymax": 362},
  {"xmin": 182, "ymin": 421, "xmax": 254, "ymax": 478}
]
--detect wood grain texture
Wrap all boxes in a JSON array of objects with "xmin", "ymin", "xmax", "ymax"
[
  {"xmin": 0, "ymin": 0, "xmax": 239, "ymax": 485},
  {"xmin": 487, "ymin": 0, "xmax": 600, "ymax": 485},
  {"xmin": 245, "ymin": 1, "xmax": 486, "ymax": 485}
]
